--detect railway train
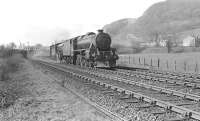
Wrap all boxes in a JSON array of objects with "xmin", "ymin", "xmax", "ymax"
[{"xmin": 50, "ymin": 30, "xmax": 119, "ymax": 68}]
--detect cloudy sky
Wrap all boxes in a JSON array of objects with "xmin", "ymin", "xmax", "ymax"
[{"xmin": 0, "ymin": 0, "xmax": 164, "ymax": 46}]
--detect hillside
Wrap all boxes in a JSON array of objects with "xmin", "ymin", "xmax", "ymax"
[
  {"xmin": 104, "ymin": 0, "xmax": 200, "ymax": 46},
  {"xmin": 134, "ymin": 0, "xmax": 200, "ymax": 40},
  {"xmin": 103, "ymin": 18, "xmax": 137, "ymax": 47}
]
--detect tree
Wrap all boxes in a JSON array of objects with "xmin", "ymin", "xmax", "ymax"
[
  {"xmin": 7, "ymin": 42, "xmax": 16, "ymax": 49},
  {"xmin": 163, "ymin": 34, "xmax": 174, "ymax": 53},
  {"xmin": 192, "ymin": 34, "xmax": 200, "ymax": 47},
  {"xmin": 0, "ymin": 45, "xmax": 5, "ymax": 50},
  {"xmin": 166, "ymin": 40, "xmax": 173, "ymax": 53},
  {"xmin": 147, "ymin": 31, "xmax": 161, "ymax": 47},
  {"xmin": 154, "ymin": 32, "xmax": 160, "ymax": 47},
  {"xmin": 35, "ymin": 43, "xmax": 43, "ymax": 48}
]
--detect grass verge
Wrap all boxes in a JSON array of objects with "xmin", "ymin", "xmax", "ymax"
[{"xmin": 0, "ymin": 54, "xmax": 24, "ymax": 108}]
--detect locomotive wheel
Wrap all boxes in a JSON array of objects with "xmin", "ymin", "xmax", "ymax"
[
  {"xmin": 85, "ymin": 59, "xmax": 89, "ymax": 67},
  {"xmin": 85, "ymin": 60, "xmax": 89, "ymax": 67},
  {"xmin": 66, "ymin": 57, "xmax": 69, "ymax": 64},
  {"xmin": 109, "ymin": 60, "xmax": 116, "ymax": 68},
  {"xmin": 76, "ymin": 55, "xmax": 82, "ymax": 66},
  {"xmin": 90, "ymin": 62, "xmax": 94, "ymax": 67},
  {"xmin": 76, "ymin": 57, "xmax": 79, "ymax": 66},
  {"xmin": 70, "ymin": 57, "xmax": 73, "ymax": 64},
  {"xmin": 67, "ymin": 57, "xmax": 70, "ymax": 64},
  {"xmin": 86, "ymin": 60, "xmax": 90, "ymax": 67},
  {"xmin": 80, "ymin": 57, "xmax": 85, "ymax": 67},
  {"xmin": 81, "ymin": 58, "xmax": 86, "ymax": 67},
  {"xmin": 80, "ymin": 58, "xmax": 83, "ymax": 67}
]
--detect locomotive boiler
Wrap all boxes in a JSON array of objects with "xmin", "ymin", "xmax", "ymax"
[{"xmin": 51, "ymin": 29, "xmax": 118, "ymax": 68}]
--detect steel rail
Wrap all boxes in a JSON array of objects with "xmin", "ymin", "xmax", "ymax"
[
  {"xmin": 87, "ymin": 70, "xmax": 200, "ymax": 101},
  {"xmin": 64, "ymin": 83, "xmax": 127, "ymax": 121},
  {"xmin": 39, "ymin": 61, "xmax": 200, "ymax": 102},
  {"xmin": 34, "ymin": 60, "xmax": 200, "ymax": 120},
  {"xmin": 59, "ymin": 65, "xmax": 200, "ymax": 102},
  {"xmin": 33, "ymin": 60, "xmax": 128, "ymax": 121},
  {"xmin": 115, "ymin": 68, "xmax": 200, "ymax": 88}
]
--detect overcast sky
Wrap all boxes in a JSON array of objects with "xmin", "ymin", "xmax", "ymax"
[{"xmin": 0, "ymin": 0, "xmax": 164, "ymax": 46}]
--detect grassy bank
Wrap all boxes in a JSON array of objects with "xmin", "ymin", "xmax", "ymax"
[
  {"xmin": 0, "ymin": 54, "xmax": 24, "ymax": 109},
  {"xmin": 118, "ymin": 52, "xmax": 200, "ymax": 73}
]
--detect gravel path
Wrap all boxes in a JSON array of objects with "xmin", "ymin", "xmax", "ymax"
[{"xmin": 0, "ymin": 59, "xmax": 112, "ymax": 121}]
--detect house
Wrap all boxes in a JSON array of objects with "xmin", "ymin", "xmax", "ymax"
[
  {"xmin": 140, "ymin": 42, "xmax": 157, "ymax": 47},
  {"xmin": 182, "ymin": 36, "xmax": 195, "ymax": 46},
  {"xmin": 159, "ymin": 40, "xmax": 167, "ymax": 47}
]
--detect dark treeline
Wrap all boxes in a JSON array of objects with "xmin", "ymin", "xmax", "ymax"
[{"xmin": 0, "ymin": 42, "xmax": 43, "ymax": 58}]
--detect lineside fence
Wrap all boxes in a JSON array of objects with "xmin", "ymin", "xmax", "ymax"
[{"xmin": 117, "ymin": 55, "xmax": 200, "ymax": 74}]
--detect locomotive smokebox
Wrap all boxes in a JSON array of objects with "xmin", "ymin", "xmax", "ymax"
[{"xmin": 95, "ymin": 30, "xmax": 111, "ymax": 51}]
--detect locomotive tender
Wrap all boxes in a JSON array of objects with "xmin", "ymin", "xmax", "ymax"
[{"xmin": 50, "ymin": 30, "xmax": 118, "ymax": 68}]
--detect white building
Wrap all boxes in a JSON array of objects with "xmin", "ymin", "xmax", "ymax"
[
  {"xmin": 140, "ymin": 42, "xmax": 157, "ymax": 47},
  {"xmin": 159, "ymin": 40, "xmax": 167, "ymax": 47},
  {"xmin": 182, "ymin": 36, "xmax": 195, "ymax": 46}
]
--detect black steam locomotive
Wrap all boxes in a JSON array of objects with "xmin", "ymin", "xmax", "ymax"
[{"xmin": 50, "ymin": 30, "xmax": 118, "ymax": 68}]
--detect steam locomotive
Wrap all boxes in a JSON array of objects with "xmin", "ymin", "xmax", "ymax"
[{"xmin": 50, "ymin": 30, "xmax": 118, "ymax": 68}]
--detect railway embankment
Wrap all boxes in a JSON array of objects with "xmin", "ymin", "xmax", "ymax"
[{"xmin": 0, "ymin": 55, "xmax": 112, "ymax": 121}]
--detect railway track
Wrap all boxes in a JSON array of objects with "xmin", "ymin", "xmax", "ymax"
[
  {"xmin": 62, "ymin": 79, "xmax": 126, "ymax": 121},
  {"xmin": 91, "ymin": 68, "xmax": 200, "ymax": 96},
  {"xmin": 111, "ymin": 68, "xmax": 200, "ymax": 95},
  {"xmin": 47, "ymin": 63, "xmax": 200, "ymax": 101},
  {"xmin": 32, "ymin": 60, "xmax": 127, "ymax": 121},
  {"xmin": 33, "ymin": 59, "xmax": 200, "ymax": 120},
  {"xmin": 87, "ymin": 66, "xmax": 200, "ymax": 95},
  {"xmin": 116, "ymin": 68, "xmax": 200, "ymax": 87}
]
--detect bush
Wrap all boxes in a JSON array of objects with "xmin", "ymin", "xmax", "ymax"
[
  {"xmin": 0, "ymin": 90, "xmax": 17, "ymax": 108},
  {"xmin": 0, "ymin": 54, "xmax": 24, "ymax": 109},
  {"xmin": 172, "ymin": 47, "xmax": 184, "ymax": 53},
  {"xmin": 0, "ymin": 54, "xmax": 24, "ymax": 81},
  {"xmin": 133, "ymin": 47, "xmax": 147, "ymax": 53}
]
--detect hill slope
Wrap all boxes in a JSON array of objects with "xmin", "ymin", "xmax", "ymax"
[
  {"xmin": 103, "ymin": 18, "xmax": 137, "ymax": 47},
  {"xmin": 134, "ymin": 0, "xmax": 200, "ymax": 39},
  {"xmin": 104, "ymin": 0, "xmax": 200, "ymax": 46}
]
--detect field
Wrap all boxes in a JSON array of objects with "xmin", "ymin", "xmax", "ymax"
[{"xmin": 117, "ymin": 52, "xmax": 200, "ymax": 74}]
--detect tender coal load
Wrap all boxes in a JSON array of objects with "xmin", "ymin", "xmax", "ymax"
[{"xmin": 95, "ymin": 30, "xmax": 111, "ymax": 51}]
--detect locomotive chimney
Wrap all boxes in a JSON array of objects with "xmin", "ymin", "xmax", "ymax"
[{"xmin": 97, "ymin": 29, "xmax": 103, "ymax": 33}]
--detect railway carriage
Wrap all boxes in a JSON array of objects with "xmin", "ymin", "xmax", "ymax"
[
  {"xmin": 50, "ymin": 43, "xmax": 61, "ymax": 57},
  {"xmin": 50, "ymin": 30, "xmax": 118, "ymax": 68}
]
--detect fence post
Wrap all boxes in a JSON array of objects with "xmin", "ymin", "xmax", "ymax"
[
  {"xmin": 129, "ymin": 56, "xmax": 130, "ymax": 64},
  {"xmin": 174, "ymin": 60, "xmax": 177, "ymax": 71},
  {"xmin": 139, "ymin": 57, "xmax": 141, "ymax": 65},
  {"xmin": 158, "ymin": 58, "xmax": 160, "ymax": 68},
  {"xmin": 121, "ymin": 56, "xmax": 122, "ymax": 64},
  {"xmin": 133, "ymin": 57, "xmax": 135, "ymax": 64},
  {"xmin": 151, "ymin": 58, "xmax": 153, "ymax": 67},
  {"xmin": 195, "ymin": 62, "xmax": 198, "ymax": 73},
  {"xmin": 144, "ymin": 58, "xmax": 146, "ymax": 66},
  {"xmin": 166, "ymin": 60, "xmax": 169, "ymax": 70},
  {"xmin": 121, "ymin": 56, "xmax": 123, "ymax": 64},
  {"xmin": 184, "ymin": 61, "xmax": 187, "ymax": 72}
]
